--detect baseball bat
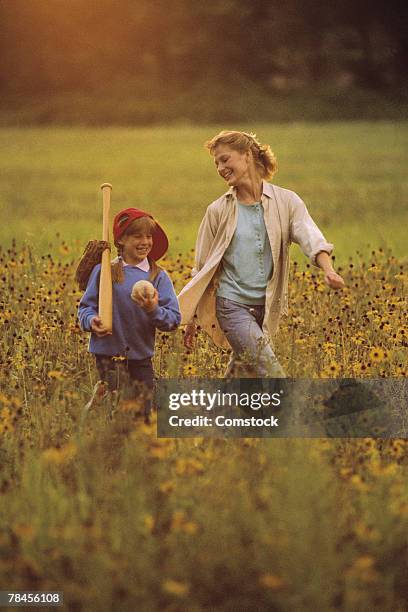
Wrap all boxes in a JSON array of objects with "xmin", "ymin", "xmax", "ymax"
[{"xmin": 98, "ymin": 183, "xmax": 113, "ymax": 332}]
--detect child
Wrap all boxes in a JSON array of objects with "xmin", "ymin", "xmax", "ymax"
[{"xmin": 78, "ymin": 207, "xmax": 181, "ymax": 419}]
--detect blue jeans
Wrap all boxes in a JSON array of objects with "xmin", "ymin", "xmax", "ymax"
[{"xmin": 216, "ymin": 296, "xmax": 286, "ymax": 378}]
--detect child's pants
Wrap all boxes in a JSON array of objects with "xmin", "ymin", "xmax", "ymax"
[{"xmin": 95, "ymin": 355, "xmax": 154, "ymax": 416}]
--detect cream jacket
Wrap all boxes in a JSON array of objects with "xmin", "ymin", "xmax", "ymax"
[{"xmin": 178, "ymin": 181, "xmax": 333, "ymax": 349}]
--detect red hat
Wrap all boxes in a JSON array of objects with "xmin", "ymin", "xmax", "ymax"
[{"xmin": 113, "ymin": 208, "xmax": 169, "ymax": 261}]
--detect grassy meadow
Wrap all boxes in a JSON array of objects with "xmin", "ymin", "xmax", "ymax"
[
  {"xmin": 0, "ymin": 122, "xmax": 407, "ymax": 258},
  {"xmin": 0, "ymin": 123, "xmax": 407, "ymax": 611}
]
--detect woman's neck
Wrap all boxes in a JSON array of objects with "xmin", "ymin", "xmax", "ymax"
[{"xmin": 236, "ymin": 180, "xmax": 263, "ymax": 204}]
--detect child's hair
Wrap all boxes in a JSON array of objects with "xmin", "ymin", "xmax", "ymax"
[
  {"xmin": 204, "ymin": 130, "xmax": 277, "ymax": 180},
  {"xmin": 112, "ymin": 216, "xmax": 162, "ymax": 284}
]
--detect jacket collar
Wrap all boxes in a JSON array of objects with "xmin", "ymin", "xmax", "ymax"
[{"xmin": 225, "ymin": 180, "xmax": 274, "ymax": 199}]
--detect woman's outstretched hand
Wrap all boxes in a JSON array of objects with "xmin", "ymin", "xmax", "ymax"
[
  {"xmin": 316, "ymin": 252, "xmax": 345, "ymax": 289},
  {"xmin": 184, "ymin": 323, "xmax": 196, "ymax": 349},
  {"xmin": 324, "ymin": 270, "xmax": 345, "ymax": 289}
]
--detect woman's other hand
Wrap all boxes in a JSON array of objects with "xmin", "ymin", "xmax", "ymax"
[
  {"xmin": 324, "ymin": 270, "xmax": 345, "ymax": 289},
  {"xmin": 184, "ymin": 323, "xmax": 196, "ymax": 349},
  {"xmin": 90, "ymin": 316, "xmax": 112, "ymax": 337},
  {"xmin": 316, "ymin": 251, "xmax": 345, "ymax": 289}
]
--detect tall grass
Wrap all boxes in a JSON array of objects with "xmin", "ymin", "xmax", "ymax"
[{"xmin": 0, "ymin": 240, "xmax": 407, "ymax": 610}]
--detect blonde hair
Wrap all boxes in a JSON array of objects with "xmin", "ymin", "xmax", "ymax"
[
  {"xmin": 205, "ymin": 130, "xmax": 277, "ymax": 180},
  {"xmin": 112, "ymin": 216, "xmax": 162, "ymax": 284}
]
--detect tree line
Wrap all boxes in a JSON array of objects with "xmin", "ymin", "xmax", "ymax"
[{"xmin": 1, "ymin": 0, "xmax": 406, "ymax": 96}]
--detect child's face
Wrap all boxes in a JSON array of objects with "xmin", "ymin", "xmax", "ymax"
[{"xmin": 119, "ymin": 231, "xmax": 153, "ymax": 264}]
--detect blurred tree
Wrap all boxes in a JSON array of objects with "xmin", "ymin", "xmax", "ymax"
[{"xmin": 0, "ymin": 0, "xmax": 405, "ymax": 99}]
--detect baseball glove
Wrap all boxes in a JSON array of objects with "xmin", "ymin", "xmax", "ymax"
[{"xmin": 75, "ymin": 240, "xmax": 110, "ymax": 290}]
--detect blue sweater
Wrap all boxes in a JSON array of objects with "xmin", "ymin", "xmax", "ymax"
[{"xmin": 78, "ymin": 264, "xmax": 181, "ymax": 360}]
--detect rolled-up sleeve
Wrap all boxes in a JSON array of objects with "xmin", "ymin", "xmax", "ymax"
[{"xmin": 289, "ymin": 193, "xmax": 333, "ymax": 265}]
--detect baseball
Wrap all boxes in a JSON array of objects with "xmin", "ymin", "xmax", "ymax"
[{"xmin": 131, "ymin": 280, "xmax": 155, "ymax": 302}]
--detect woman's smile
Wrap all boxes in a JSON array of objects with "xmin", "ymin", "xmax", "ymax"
[
  {"xmin": 213, "ymin": 144, "xmax": 249, "ymax": 187},
  {"xmin": 221, "ymin": 169, "xmax": 234, "ymax": 181}
]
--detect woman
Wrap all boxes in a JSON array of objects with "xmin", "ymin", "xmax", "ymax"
[{"xmin": 178, "ymin": 130, "xmax": 344, "ymax": 377}]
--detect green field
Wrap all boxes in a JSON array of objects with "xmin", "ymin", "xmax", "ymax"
[
  {"xmin": 1, "ymin": 123, "xmax": 407, "ymax": 611},
  {"xmin": 1, "ymin": 123, "xmax": 407, "ymax": 261}
]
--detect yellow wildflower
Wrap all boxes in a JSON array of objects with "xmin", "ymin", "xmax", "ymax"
[
  {"xmin": 175, "ymin": 457, "xmax": 204, "ymax": 475},
  {"xmin": 322, "ymin": 341, "xmax": 336, "ymax": 354},
  {"xmin": 47, "ymin": 370, "xmax": 65, "ymax": 380},
  {"xmin": 354, "ymin": 521, "xmax": 380, "ymax": 542},
  {"xmin": 368, "ymin": 347, "xmax": 386, "ymax": 363},
  {"xmin": 322, "ymin": 362, "xmax": 341, "ymax": 377},
  {"xmin": 149, "ymin": 438, "xmax": 174, "ymax": 459},
  {"xmin": 162, "ymin": 579, "xmax": 189, "ymax": 597},
  {"xmin": 350, "ymin": 474, "xmax": 369, "ymax": 491},
  {"xmin": 369, "ymin": 462, "xmax": 398, "ymax": 477},
  {"xmin": 389, "ymin": 500, "xmax": 408, "ymax": 517},
  {"xmin": 183, "ymin": 364, "xmax": 198, "ymax": 376},
  {"xmin": 0, "ymin": 407, "xmax": 11, "ymax": 419},
  {"xmin": 352, "ymin": 362, "xmax": 365, "ymax": 376},
  {"xmin": 12, "ymin": 523, "xmax": 36, "ymax": 542},
  {"xmin": 259, "ymin": 574, "xmax": 286, "ymax": 589},
  {"xmin": 42, "ymin": 441, "xmax": 77, "ymax": 465},
  {"xmin": 144, "ymin": 514, "xmax": 155, "ymax": 532},
  {"xmin": 346, "ymin": 555, "xmax": 380, "ymax": 584},
  {"xmin": 159, "ymin": 480, "xmax": 175, "ymax": 494}
]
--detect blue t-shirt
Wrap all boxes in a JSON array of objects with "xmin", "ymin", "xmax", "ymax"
[{"xmin": 216, "ymin": 202, "xmax": 274, "ymax": 305}]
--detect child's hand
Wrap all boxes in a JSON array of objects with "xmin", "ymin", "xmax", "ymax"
[
  {"xmin": 134, "ymin": 288, "xmax": 159, "ymax": 312},
  {"xmin": 90, "ymin": 316, "xmax": 112, "ymax": 337}
]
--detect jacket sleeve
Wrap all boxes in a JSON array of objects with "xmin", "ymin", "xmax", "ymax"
[
  {"xmin": 192, "ymin": 205, "xmax": 219, "ymax": 276},
  {"xmin": 288, "ymin": 192, "xmax": 333, "ymax": 265},
  {"xmin": 77, "ymin": 264, "xmax": 101, "ymax": 331},
  {"xmin": 148, "ymin": 271, "xmax": 181, "ymax": 331}
]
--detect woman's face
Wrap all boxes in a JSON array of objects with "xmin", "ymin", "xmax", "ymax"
[{"xmin": 213, "ymin": 144, "xmax": 251, "ymax": 187}]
